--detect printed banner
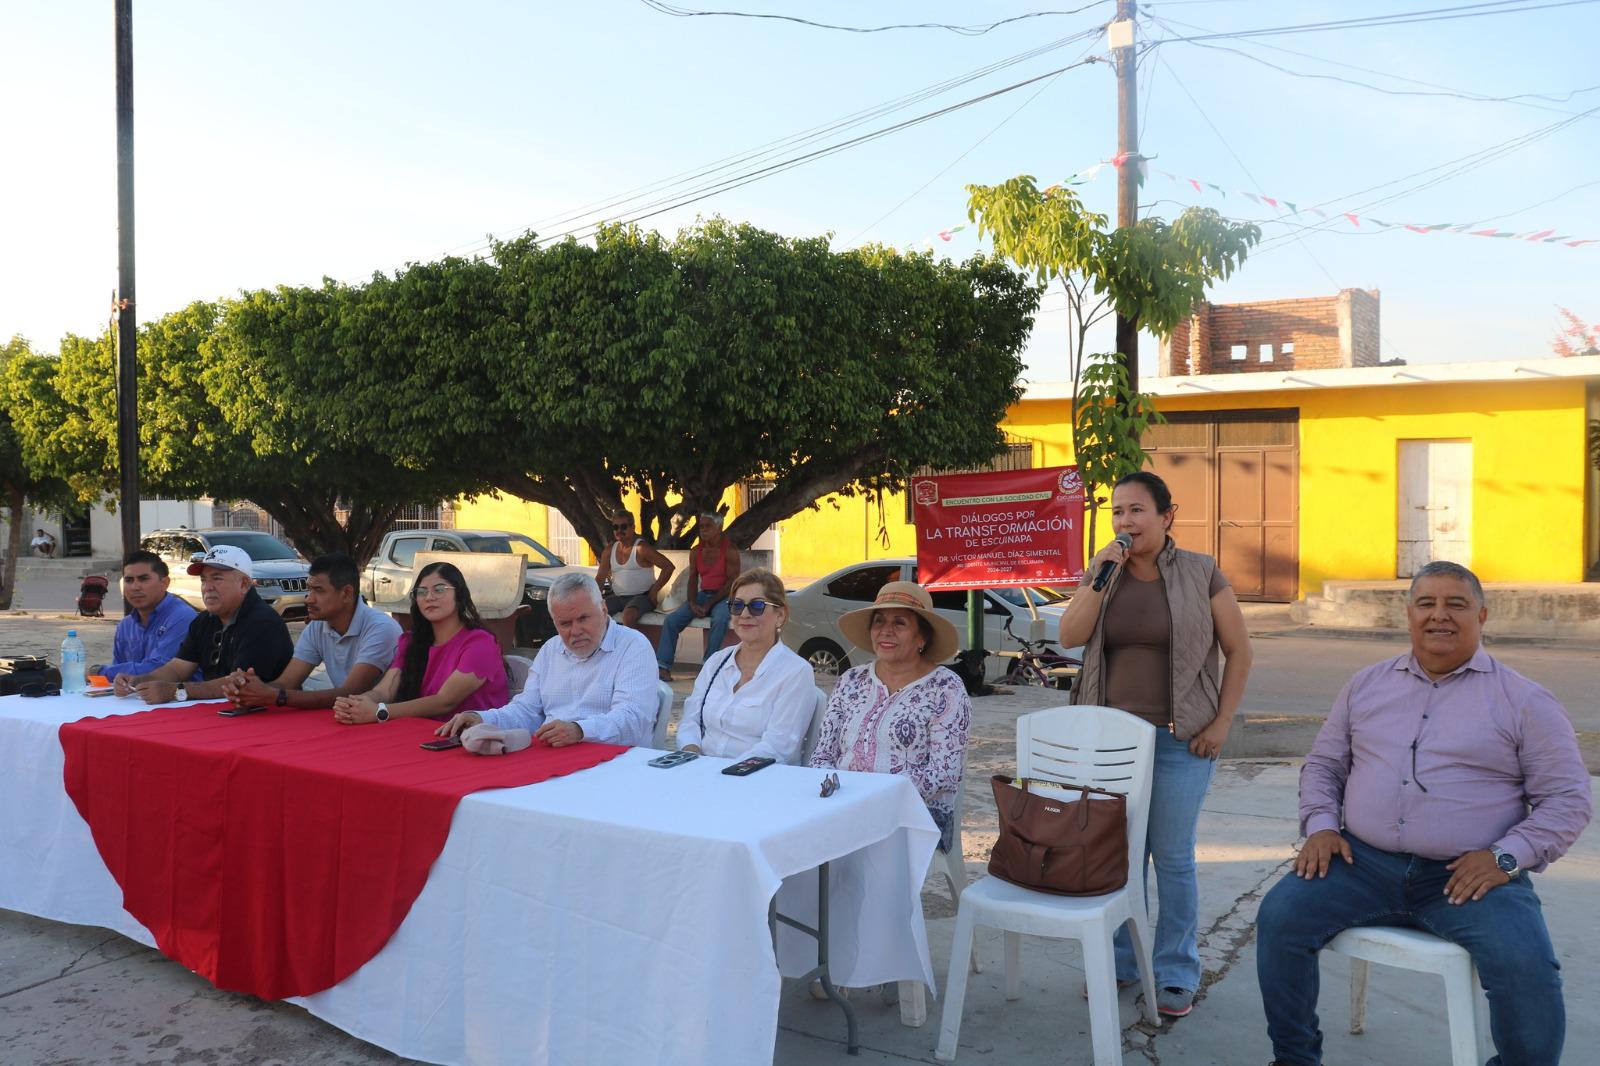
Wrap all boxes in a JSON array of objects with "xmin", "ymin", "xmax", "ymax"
[{"xmin": 913, "ymin": 466, "xmax": 1086, "ymax": 591}]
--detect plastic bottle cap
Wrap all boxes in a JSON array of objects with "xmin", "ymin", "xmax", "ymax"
[{"xmin": 67, "ymin": 630, "xmax": 77, "ymax": 637}]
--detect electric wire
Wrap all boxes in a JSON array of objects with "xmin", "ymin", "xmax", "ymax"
[
  {"xmin": 636, "ymin": 0, "xmax": 1111, "ymax": 36},
  {"xmin": 441, "ymin": 27, "xmax": 1106, "ymax": 258},
  {"xmin": 506, "ymin": 55, "xmax": 1107, "ymax": 252},
  {"xmin": 1144, "ymin": 0, "xmax": 1600, "ymax": 43}
]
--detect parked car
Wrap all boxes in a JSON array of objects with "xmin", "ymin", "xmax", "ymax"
[
  {"xmin": 780, "ymin": 558, "xmax": 1082, "ymax": 682},
  {"xmin": 361, "ymin": 528, "xmax": 596, "ymax": 647},
  {"xmin": 141, "ymin": 528, "xmax": 311, "ymax": 620}
]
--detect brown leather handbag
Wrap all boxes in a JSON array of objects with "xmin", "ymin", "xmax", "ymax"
[{"xmin": 987, "ymin": 775, "xmax": 1129, "ymax": 896}]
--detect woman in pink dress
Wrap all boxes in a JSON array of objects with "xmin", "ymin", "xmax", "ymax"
[
  {"xmin": 332, "ymin": 562, "xmax": 509, "ymax": 725},
  {"xmin": 809, "ymin": 581, "xmax": 971, "ymax": 852}
]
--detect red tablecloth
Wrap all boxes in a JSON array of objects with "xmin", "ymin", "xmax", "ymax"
[{"xmin": 60, "ymin": 703, "xmax": 627, "ymax": 999}]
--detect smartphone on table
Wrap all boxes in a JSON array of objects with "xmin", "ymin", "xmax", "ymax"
[
  {"xmin": 217, "ymin": 705, "xmax": 266, "ymax": 717},
  {"xmin": 421, "ymin": 736, "xmax": 463, "ymax": 751},
  {"xmin": 721, "ymin": 756, "xmax": 776, "ymax": 777},
  {"xmin": 648, "ymin": 751, "xmax": 699, "ymax": 769}
]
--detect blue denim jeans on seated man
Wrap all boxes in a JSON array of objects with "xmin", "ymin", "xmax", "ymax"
[
  {"xmin": 1112, "ymin": 727, "xmax": 1217, "ymax": 993},
  {"xmin": 1256, "ymin": 832, "xmax": 1564, "ymax": 1066},
  {"xmin": 655, "ymin": 591, "xmax": 731, "ymax": 671}
]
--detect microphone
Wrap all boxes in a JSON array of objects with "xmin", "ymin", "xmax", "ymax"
[{"xmin": 1090, "ymin": 534, "xmax": 1133, "ymax": 592}]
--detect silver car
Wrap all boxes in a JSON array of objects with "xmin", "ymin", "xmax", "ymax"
[
  {"xmin": 780, "ymin": 558, "xmax": 1082, "ymax": 682},
  {"xmin": 141, "ymin": 528, "xmax": 311, "ymax": 620}
]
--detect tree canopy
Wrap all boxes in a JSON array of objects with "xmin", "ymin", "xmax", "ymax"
[
  {"xmin": 5, "ymin": 217, "xmax": 1040, "ymax": 560},
  {"xmin": 0, "ymin": 337, "xmax": 73, "ymax": 607},
  {"xmin": 966, "ymin": 176, "xmax": 1260, "ymax": 543}
]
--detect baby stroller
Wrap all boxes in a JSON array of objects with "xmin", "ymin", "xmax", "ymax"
[{"xmin": 77, "ymin": 575, "xmax": 110, "ymax": 617}]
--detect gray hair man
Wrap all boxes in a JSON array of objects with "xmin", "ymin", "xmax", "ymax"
[{"xmin": 437, "ymin": 573, "xmax": 659, "ymax": 747}]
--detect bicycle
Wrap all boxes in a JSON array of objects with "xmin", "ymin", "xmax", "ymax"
[{"xmin": 1001, "ymin": 615, "xmax": 1081, "ymax": 691}]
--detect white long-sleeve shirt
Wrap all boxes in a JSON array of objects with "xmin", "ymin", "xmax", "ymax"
[
  {"xmin": 676, "ymin": 642, "xmax": 817, "ymax": 764},
  {"xmin": 479, "ymin": 620, "xmax": 658, "ymax": 746}
]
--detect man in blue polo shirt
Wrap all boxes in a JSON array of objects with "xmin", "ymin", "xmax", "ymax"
[
  {"xmin": 223, "ymin": 553, "xmax": 401, "ymax": 710},
  {"xmin": 95, "ymin": 550, "xmax": 198, "ymax": 679}
]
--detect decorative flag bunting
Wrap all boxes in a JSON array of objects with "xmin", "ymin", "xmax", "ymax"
[{"xmin": 912, "ymin": 161, "xmax": 1598, "ymax": 250}]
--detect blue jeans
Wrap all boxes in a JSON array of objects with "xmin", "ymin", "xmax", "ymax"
[
  {"xmin": 655, "ymin": 591, "xmax": 730, "ymax": 670},
  {"xmin": 1256, "ymin": 832, "xmax": 1563, "ymax": 1066},
  {"xmin": 1113, "ymin": 728, "xmax": 1216, "ymax": 992}
]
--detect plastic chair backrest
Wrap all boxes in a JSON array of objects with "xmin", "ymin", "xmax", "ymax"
[
  {"xmin": 1015, "ymin": 705, "xmax": 1159, "ymax": 897},
  {"xmin": 798, "ymin": 686, "xmax": 829, "ymax": 765},
  {"xmin": 652, "ymin": 681, "xmax": 674, "ymax": 749},
  {"xmin": 504, "ymin": 654, "xmax": 534, "ymax": 698}
]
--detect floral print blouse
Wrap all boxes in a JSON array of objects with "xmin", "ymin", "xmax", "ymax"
[{"xmin": 809, "ymin": 663, "xmax": 972, "ymax": 851}]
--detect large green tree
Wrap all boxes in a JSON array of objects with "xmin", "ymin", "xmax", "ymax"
[
  {"xmin": 249, "ymin": 219, "xmax": 1040, "ymax": 555},
  {"xmin": 0, "ymin": 337, "xmax": 73, "ymax": 608},
  {"xmin": 6, "ymin": 304, "xmax": 469, "ymax": 563},
  {"xmin": 967, "ymin": 177, "xmax": 1259, "ymax": 544}
]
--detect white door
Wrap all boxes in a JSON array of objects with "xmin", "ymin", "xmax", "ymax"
[
  {"xmin": 1397, "ymin": 440, "xmax": 1472, "ymax": 576},
  {"xmin": 545, "ymin": 508, "xmax": 587, "ymax": 565}
]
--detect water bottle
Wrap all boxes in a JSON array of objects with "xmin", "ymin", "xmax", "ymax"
[{"xmin": 61, "ymin": 630, "xmax": 87, "ymax": 694}]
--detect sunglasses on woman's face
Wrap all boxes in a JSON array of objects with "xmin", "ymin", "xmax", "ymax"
[{"xmin": 728, "ymin": 598, "xmax": 775, "ymax": 617}]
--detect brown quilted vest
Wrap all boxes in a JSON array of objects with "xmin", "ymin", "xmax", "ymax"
[{"xmin": 1071, "ymin": 537, "xmax": 1221, "ymax": 740}]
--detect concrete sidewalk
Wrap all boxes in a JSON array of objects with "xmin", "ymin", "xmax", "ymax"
[{"xmin": 4, "ymin": 753, "xmax": 1596, "ymax": 1065}]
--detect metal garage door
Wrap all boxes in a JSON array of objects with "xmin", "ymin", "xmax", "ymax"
[{"xmin": 1141, "ymin": 409, "xmax": 1299, "ymax": 602}]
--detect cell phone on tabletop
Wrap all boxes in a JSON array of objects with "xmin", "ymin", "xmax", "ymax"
[
  {"xmin": 420, "ymin": 736, "xmax": 463, "ymax": 751},
  {"xmin": 648, "ymin": 751, "xmax": 699, "ymax": 769},
  {"xmin": 217, "ymin": 705, "xmax": 266, "ymax": 717},
  {"xmin": 721, "ymin": 756, "xmax": 776, "ymax": 777}
]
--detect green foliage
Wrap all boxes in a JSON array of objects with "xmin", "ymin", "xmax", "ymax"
[
  {"xmin": 4, "ymin": 217, "xmax": 1037, "ymax": 561},
  {"xmin": 967, "ymin": 174, "xmax": 1259, "ymax": 547},
  {"xmin": 0, "ymin": 336, "xmax": 75, "ymax": 607}
]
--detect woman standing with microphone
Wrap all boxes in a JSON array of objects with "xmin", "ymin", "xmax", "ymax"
[{"xmin": 1057, "ymin": 470, "xmax": 1253, "ymax": 1019}]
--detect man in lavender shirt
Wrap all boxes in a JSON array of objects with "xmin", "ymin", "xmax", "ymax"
[{"xmin": 1256, "ymin": 561, "xmax": 1591, "ymax": 1066}]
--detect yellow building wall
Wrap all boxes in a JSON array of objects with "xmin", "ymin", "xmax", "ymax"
[
  {"xmin": 453, "ymin": 378, "xmax": 1590, "ymax": 596},
  {"xmin": 1157, "ymin": 378, "xmax": 1589, "ymax": 597}
]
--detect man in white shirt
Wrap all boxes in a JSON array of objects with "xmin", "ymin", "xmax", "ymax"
[{"xmin": 437, "ymin": 573, "xmax": 659, "ymax": 747}]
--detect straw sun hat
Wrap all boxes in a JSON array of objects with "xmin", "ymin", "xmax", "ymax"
[{"xmin": 837, "ymin": 581, "xmax": 960, "ymax": 663}]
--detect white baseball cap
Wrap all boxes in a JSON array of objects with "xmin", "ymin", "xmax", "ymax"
[{"xmin": 187, "ymin": 544, "xmax": 254, "ymax": 580}]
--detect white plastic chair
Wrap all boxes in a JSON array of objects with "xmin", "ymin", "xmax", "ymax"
[
  {"xmin": 936, "ymin": 706, "xmax": 1160, "ymax": 1065},
  {"xmin": 651, "ymin": 681, "xmax": 674, "ymax": 749},
  {"xmin": 1325, "ymin": 926, "xmax": 1490, "ymax": 1066},
  {"xmin": 799, "ymin": 687, "xmax": 829, "ymax": 765},
  {"xmin": 504, "ymin": 655, "xmax": 534, "ymax": 698}
]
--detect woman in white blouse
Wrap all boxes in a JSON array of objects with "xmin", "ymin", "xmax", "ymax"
[{"xmin": 677, "ymin": 568, "xmax": 816, "ymax": 764}]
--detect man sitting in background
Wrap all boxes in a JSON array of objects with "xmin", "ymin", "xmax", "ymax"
[
  {"xmin": 113, "ymin": 545, "xmax": 294, "ymax": 704},
  {"xmin": 222, "ymin": 553, "xmax": 400, "ymax": 710},
  {"xmin": 94, "ymin": 550, "xmax": 197, "ymax": 680},
  {"xmin": 30, "ymin": 529, "xmax": 56, "ymax": 558}
]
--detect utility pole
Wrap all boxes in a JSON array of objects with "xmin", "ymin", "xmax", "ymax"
[
  {"xmin": 114, "ymin": 0, "xmax": 140, "ymax": 566},
  {"xmin": 1111, "ymin": 0, "xmax": 1139, "ymax": 400}
]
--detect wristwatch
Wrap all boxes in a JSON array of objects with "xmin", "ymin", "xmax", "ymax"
[
  {"xmin": 1490, "ymin": 845, "xmax": 1520, "ymax": 879},
  {"xmin": 275, "ymin": 687, "xmax": 288, "ymax": 707},
  {"xmin": 175, "ymin": 685, "xmax": 188, "ymax": 702},
  {"xmin": 376, "ymin": 702, "xmax": 390, "ymax": 723}
]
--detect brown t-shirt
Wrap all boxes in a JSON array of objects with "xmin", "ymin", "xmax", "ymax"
[{"xmin": 1101, "ymin": 568, "xmax": 1228, "ymax": 728}]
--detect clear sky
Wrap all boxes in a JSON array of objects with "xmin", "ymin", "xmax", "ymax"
[{"xmin": 3, "ymin": 1, "xmax": 1597, "ymax": 382}]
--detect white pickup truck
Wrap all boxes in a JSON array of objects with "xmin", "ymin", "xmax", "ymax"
[{"xmin": 361, "ymin": 528, "xmax": 595, "ymax": 646}]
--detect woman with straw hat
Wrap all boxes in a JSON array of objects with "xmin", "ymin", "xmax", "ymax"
[{"xmin": 808, "ymin": 580, "xmax": 972, "ymax": 851}]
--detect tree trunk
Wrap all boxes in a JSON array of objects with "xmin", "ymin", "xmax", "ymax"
[
  {"xmin": 252, "ymin": 490, "xmax": 404, "ymax": 566},
  {"xmin": 0, "ymin": 485, "xmax": 25, "ymax": 611}
]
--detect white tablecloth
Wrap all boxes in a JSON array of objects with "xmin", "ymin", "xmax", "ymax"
[{"xmin": 0, "ymin": 693, "xmax": 939, "ymax": 1065}]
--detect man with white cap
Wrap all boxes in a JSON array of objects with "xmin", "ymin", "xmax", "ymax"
[{"xmin": 112, "ymin": 544, "xmax": 294, "ymax": 704}]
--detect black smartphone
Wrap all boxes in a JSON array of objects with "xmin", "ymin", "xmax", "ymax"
[
  {"xmin": 217, "ymin": 705, "xmax": 266, "ymax": 717},
  {"xmin": 648, "ymin": 751, "xmax": 699, "ymax": 769},
  {"xmin": 721, "ymin": 756, "xmax": 776, "ymax": 777},
  {"xmin": 420, "ymin": 736, "xmax": 463, "ymax": 751}
]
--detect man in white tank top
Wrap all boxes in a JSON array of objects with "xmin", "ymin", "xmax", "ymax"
[{"xmin": 595, "ymin": 512, "xmax": 676, "ymax": 629}]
